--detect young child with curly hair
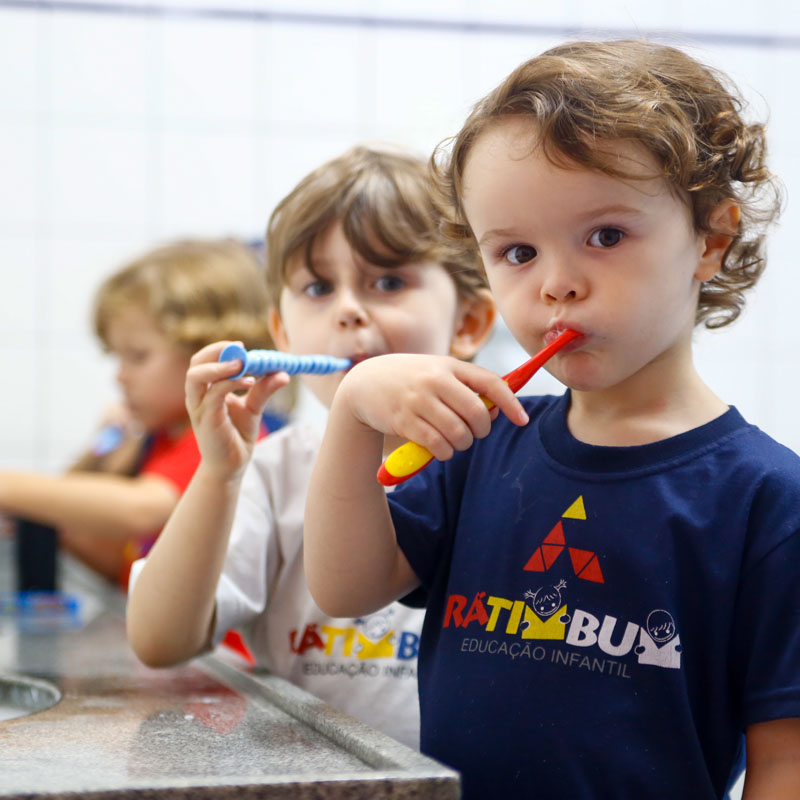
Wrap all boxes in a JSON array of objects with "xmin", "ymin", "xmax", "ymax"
[{"xmin": 304, "ymin": 41, "xmax": 799, "ymax": 798}]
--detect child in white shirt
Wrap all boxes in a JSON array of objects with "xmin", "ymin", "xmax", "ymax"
[{"xmin": 127, "ymin": 145, "xmax": 496, "ymax": 747}]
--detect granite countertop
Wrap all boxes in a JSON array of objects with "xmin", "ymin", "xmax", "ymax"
[{"xmin": 0, "ymin": 540, "xmax": 459, "ymax": 798}]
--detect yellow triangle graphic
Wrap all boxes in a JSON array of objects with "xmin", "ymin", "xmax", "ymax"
[{"xmin": 562, "ymin": 496, "xmax": 586, "ymax": 520}]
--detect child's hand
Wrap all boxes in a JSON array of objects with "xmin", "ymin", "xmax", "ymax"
[
  {"xmin": 185, "ymin": 341, "xmax": 290, "ymax": 479},
  {"xmin": 338, "ymin": 354, "xmax": 529, "ymax": 462},
  {"xmin": 96, "ymin": 402, "xmax": 141, "ymax": 436}
]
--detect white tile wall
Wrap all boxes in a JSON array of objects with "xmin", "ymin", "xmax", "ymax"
[
  {"xmin": 49, "ymin": 125, "xmax": 152, "ymax": 236},
  {"xmin": 160, "ymin": 17, "xmax": 259, "ymax": 124},
  {"xmin": 0, "ymin": 237, "xmax": 38, "ymax": 337},
  {"xmin": 0, "ymin": 122, "xmax": 39, "ymax": 232},
  {"xmin": 0, "ymin": 9, "xmax": 39, "ymax": 114},
  {"xmin": 49, "ymin": 13, "xmax": 152, "ymax": 120},
  {"xmin": 159, "ymin": 128, "xmax": 260, "ymax": 235},
  {"xmin": 2, "ymin": 1, "xmax": 800, "ymax": 471},
  {"xmin": 265, "ymin": 23, "xmax": 363, "ymax": 128}
]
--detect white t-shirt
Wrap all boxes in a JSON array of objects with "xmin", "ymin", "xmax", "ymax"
[{"xmin": 212, "ymin": 422, "xmax": 423, "ymax": 748}]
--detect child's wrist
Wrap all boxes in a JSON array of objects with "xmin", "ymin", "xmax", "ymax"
[{"xmin": 194, "ymin": 459, "xmax": 246, "ymax": 490}]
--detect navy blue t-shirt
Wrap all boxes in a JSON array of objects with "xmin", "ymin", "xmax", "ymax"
[{"xmin": 388, "ymin": 392, "xmax": 800, "ymax": 800}]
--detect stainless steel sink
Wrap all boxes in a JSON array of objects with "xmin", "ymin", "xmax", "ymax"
[{"xmin": 0, "ymin": 673, "xmax": 61, "ymax": 721}]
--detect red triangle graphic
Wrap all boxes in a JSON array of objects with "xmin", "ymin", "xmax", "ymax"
[
  {"xmin": 523, "ymin": 547, "xmax": 546, "ymax": 572},
  {"xmin": 568, "ymin": 547, "xmax": 594, "ymax": 574},
  {"xmin": 577, "ymin": 554, "xmax": 605, "ymax": 583},
  {"xmin": 542, "ymin": 544, "xmax": 564, "ymax": 569},
  {"xmin": 543, "ymin": 520, "xmax": 566, "ymax": 545}
]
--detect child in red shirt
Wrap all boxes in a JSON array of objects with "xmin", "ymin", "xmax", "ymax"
[{"xmin": 1, "ymin": 239, "xmax": 282, "ymax": 589}]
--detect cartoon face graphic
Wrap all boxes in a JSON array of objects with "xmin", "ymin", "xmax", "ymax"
[
  {"xmin": 359, "ymin": 611, "xmax": 393, "ymax": 640},
  {"xmin": 646, "ymin": 609, "xmax": 676, "ymax": 643},
  {"xmin": 525, "ymin": 580, "xmax": 567, "ymax": 618}
]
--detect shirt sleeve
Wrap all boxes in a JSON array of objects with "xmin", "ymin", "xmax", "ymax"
[
  {"xmin": 127, "ymin": 556, "xmax": 145, "ymax": 595},
  {"xmin": 139, "ymin": 429, "xmax": 201, "ymax": 495},
  {"xmin": 387, "ymin": 454, "xmax": 466, "ymax": 591},
  {"xmin": 733, "ymin": 527, "xmax": 800, "ymax": 726}
]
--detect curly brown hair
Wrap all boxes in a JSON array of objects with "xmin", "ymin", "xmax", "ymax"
[
  {"xmin": 434, "ymin": 39, "xmax": 782, "ymax": 328},
  {"xmin": 265, "ymin": 144, "xmax": 486, "ymax": 310},
  {"xmin": 94, "ymin": 239, "xmax": 273, "ymax": 352}
]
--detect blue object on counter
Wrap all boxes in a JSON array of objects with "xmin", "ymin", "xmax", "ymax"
[{"xmin": 0, "ymin": 591, "xmax": 82, "ymax": 632}]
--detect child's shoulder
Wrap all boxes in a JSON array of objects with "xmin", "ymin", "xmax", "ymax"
[
  {"xmin": 736, "ymin": 424, "xmax": 800, "ymax": 503},
  {"xmin": 710, "ymin": 417, "xmax": 800, "ymax": 559},
  {"xmin": 724, "ymin": 417, "xmax": 800, "ymax": 481}
]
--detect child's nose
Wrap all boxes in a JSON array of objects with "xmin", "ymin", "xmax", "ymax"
[
  {"xmin": 540, "ymin": 259, "xmax": 585, "ymax": 304},
  {"xmin": 334, "ymin": 288, "xmax": 368, "ymax": 328}
]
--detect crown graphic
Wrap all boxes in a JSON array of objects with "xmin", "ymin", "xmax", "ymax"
[{"xmin": 523, "ymin": 496, "xmax": 604, "ymax": 583}]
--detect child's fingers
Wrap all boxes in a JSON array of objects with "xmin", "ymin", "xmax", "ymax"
[
  {"xmin": 185, "ymin": 358, "xmax": 249, "ymax": 407},
  {"xmin": 436, "ymin": 381, "xmax": 495, "ymax": 440},
  {"xmin": 403, "ymin": 395, "xmax": 484, "ymax": 458},
  {"xmin": 224, "ymin": 373, "xmax": 286, "ymax": 436},
  {"xmin": 186, "ymin": 369, "xmax": 252, "ymax": 414},
  {"xmin": 189, "ymin": 340, "xmax": 240, "ymax": 366},
  {"xmin": 195, "ymin": 374, "xmax": 256, "ymax": 410},
  {"xmin": 382, "ymin": 379, "xmax": 489, "ymax": 460},
  {"xmin": 405, "ymin": 418, "xmax": 457, "ymax": 462},
  {"xmin": 451, "ymin": 362, "xmax": 529, "ymax": 427},
  {"xmin": 224, "ymin": 393, "xmax": 262, "ymax": 442},
  {"xmin": 185, "ymin": 340, "xmax": 245, "ymax": 408},
  {"xmin": 345, "ymin": 355, "xmax": 528, "ymax": 456},
  {"xmin": 189, "ymin": 358, "xmax": 248, "ymax": 386},
  {"xmin": 242, "ymin": 372, "xmax": 290, "ymax": 415}
]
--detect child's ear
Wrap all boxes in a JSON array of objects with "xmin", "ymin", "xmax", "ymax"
[
  {"xmin": 450, "ymin": 289, "xmax": 496, "ymax": 360},
  {"xmin": 695, "ymin": 201, "xmax": 741, "ymax": 282},
  {"xmin": 267, "ymin": 307, "xmax": 290, "ymax": 352}
]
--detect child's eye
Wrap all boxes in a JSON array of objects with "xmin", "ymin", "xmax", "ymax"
[
  {"xmin": 119, "ymin": 349, "xmax": 149, "ymax": 366},
  {"xmin": 588, "ymin": 227, "xmax": 624, "ymax": 248},
  {"xmin": 303, "ymin": 280, "xmax": 332, "ymax": 298},
  {"xmin": 374, "ymin": 274, "xmax": 405, "ymax": 292},
  {"xmin": 503, "ymin": 244, "xmax": 537, "ymax": 265}
]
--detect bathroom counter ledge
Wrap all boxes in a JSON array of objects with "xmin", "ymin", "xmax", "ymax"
[{"xmin": 0, "ymin": 541, "xmax": 458, "ymax": 799}]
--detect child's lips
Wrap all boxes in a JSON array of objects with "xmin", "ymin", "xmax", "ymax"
[{"xmin": 544, "ymin": 327, "xmax": 586, "ymax": 352}]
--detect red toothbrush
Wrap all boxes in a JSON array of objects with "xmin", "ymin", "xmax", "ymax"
[{"xmin": 377, "ymin": 329, "xmax": 581, "ymax": 486}]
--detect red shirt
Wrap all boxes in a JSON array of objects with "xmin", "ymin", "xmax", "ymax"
[
  {"xmin": 118, "ymin": 423, "xmax": 267, "ymax": 589},
  {"xmin": 140, "ymin": 426, "xmax": 201, "ymax": 494}
]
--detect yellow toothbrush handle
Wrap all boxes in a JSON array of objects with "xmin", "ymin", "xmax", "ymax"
[
  {"xmin": 377, "ymin": 396, "xmax": 495, "ymax": 486},
  {"xmin": 378, "ymin": 441, "xmax": 435, "ymax": 485}
]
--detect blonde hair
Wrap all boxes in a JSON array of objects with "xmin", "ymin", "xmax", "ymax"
[
  {"xmin": 94, "ymin": 239, "xmax": 273, "ymax": 352},
  {"xmin": 265, "ymin": 144, "xmax": 486, "ymax": 308},
  {"xmin": 435, "ymin": 39, "xmax": 782, "ymax": 328}
]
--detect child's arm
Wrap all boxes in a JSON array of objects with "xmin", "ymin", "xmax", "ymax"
[
  {"xmin": 0, "ymin": 468, "xmax": 179, "ymax": 540},
  {"xmin": 305, "ymin": 353, "xmax": 528, "ymax": 617},
  {"xmin": 126, "ymin": 342, "xmax": 288, "ymax": 667},
  {"xmin": 742, "ymin": 718, "xmax": 800, "ymax": 798}
]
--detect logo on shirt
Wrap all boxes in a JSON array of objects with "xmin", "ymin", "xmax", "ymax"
[
  {"xmin": 444, "ymin": 495, "xmax": 681, "ymax": 673},
  {"xmin": 289, "ymin": 609, "xmax": 420, "ymax": 665},
  {"xmin": 522, "ymin": 495, "xmax": 604, "ymax": 583}
]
